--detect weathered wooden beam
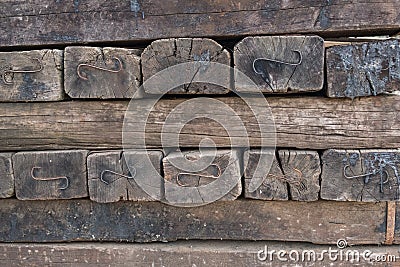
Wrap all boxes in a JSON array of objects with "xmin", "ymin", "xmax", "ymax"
[
  {"xmin": 0, "ymin": 49, "xmax": 63, "ymax": 101},
  {"xmin": 87, "ymin": 150, "xmax": 162, "ymax": 203},
  {"xmin": 234, "ymin": 36, "xmax": 324, "ymax": 93},
  {"xmin": 0, "ymin": 96, "xmax": 399, "ymax": 151},
  {"xmin": 0, "ymin": 153, "xmax": 14, "ymax": 198},
  {"xmin": 64, "ymin": 47, "xmax": 141, "ymax": 99},
  {"xmin": 0, "ymin": 241, "xmax": 398, "ymax": 266},
  {"xmin": 0, "ymin": 199, "xmax": 386, "ymax": 244},
  {"xmin": 163, "ymin": 149, "xmax": 242, "ymax": 203},
  {"xmin": 1, "ymin": 1, "xmax": 399, "ymax": 47},
  {"xmin": 321, "ymin": 149, "xmax": 400, "ymax": 202},
  {"xmin": 326, "ymin": 39, "xmax": 400, "ymax": 98},
  {"xmin": 142, "ymin": 38, "xmax": 230, "ymax": 94},
  {"xmin": 13, "ymin": 150, "xmax": 88, "ymax": 200}
]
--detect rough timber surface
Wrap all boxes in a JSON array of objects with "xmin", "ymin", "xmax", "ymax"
[
  {"xmin": 326, "ymin": 39, "xmax": 400, "ymax": 98},
  {"xmin": 0, "ymin": 96, "xmax": 399, "ymax": 150},
  {"xmin": 0, "ymin": 199, "xmax": 386, "ymax": 244},
  {"xmin": 0, "ymin": 1, "xmax": 400, "ymax": 47},
  {"xmin": 0, "ymin": 241, "xmax": 398, "ymax": 267}
]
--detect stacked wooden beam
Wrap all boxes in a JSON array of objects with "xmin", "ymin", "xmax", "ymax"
[{"xmin": 1, "ymin": 0, "xmax": 400, "ymax": 265}]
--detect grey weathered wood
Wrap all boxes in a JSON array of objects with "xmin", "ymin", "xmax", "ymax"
[
  {"xmin": 0, "ymin": 96, "xmax": 399, "ymax": 151},
  {"xmin": 88, "ymin": 150, "xmax": 162, "ymax": 203},
  {"xmin": 163, "ymin": 149, "xmax": 241, "ymax": 202},
  {"xmin": 13, "ymin": 150, "xmax": 88, "ymax": 200},
  {"xmin": 0, "ymin": 199, "xmax": 386, "ymax": 244},
  {"xmin": 142, "ymin": 38, "xmax": 230, "ymax": 94},
  {"xmin": 321, "ymin": 149, "xmax": 400, "ymax": 202},
  {"xmin": 234, "ymin": 36, "xmax": 324, "ymax": 93},
  {"xmin": 244, "ymin": 149, "xmax": 288, "ymax": 200},
  {"xmin": 0, "ymin": 153, "xmax": 14, "ymax": 198},
  {"xmin": 64, "ymin": 47, "xmax": 141, "ymax": 99},
  {"xmin": 0, "ymin": 49, "xmax": 63, "ymax": 101},
  {"xmin": 326, "ymin": 39, "xmax": 400, "ymax": 98},
  {"xmin": 1, "ymin": 1, "xmax": 399, "ymax": 47},
  {"xmin": 0, "ymin": 242, "xmax": 398, "ymax": 267},
  {"xmin": 278, "ymin": 150, "xmax": 320, "ymax": 201}
]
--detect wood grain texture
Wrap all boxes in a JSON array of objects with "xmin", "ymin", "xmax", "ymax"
[
  {"xmin": 163, "ymin": 149, "xmax": 241, "ymax": 202},
  {"xmin": 1, "ymin": 1, "xmax": 399, "ymax": 47},
  {"xmin": 326, "ymin": 39, "xmax": 400, "ymax": 98},
  {"xmin": 321, "ymin": 149, "xmax": 400, "ymax": 202},
  {"xmin": 0, "ymin": 241, "xmax": 398, "ymax": 267},
  {"xmin": 13, "ymin": 150, "xmax": 88, "ymax": 200},
  {"xmin": 0, "ymin": 199, "xmax": 386, "ymax": 244},
  {"xmin": 234, "ymin": 36, "xmax": 324, "ymax": 93},
  {"xmin": 0, "ymin": 95, "xmax": 399, "ymax": 150},
  {"xmin": 142, "ymin": 38, "xmax": 230, "ymax": 94},
  {"xmin": 278, "ymin": 150, "xmax": 320, "ymax": 201},
  {"xmin": 0, "ymin": 153, "xmax": 14, "ymax": 198},
  {"xmin": 244, "ymin": 150, "xmax": 288, "ymax": 200},
  {"xmin": 88, "ymin": 150, "xmax": 162, "ymax": 203},
  {"xmin": 64, "ymin": 46, "xmax": 141, "ymax": 99},
  {"xmin": 0, "ymin": 49, "xmax": 63, "ymax": 101}
]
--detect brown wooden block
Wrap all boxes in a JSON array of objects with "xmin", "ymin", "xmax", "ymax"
[
  {"xmin": 141, "ymin": 38, "xmax": 230, "ymax": 94},
  {"xmin": 321, "ymin": 149, "xmax": 400, "ymax": 202},
  {"xmin": 327, "ymin": 40, "xmax": 400, "ymax": 98},
  {"xmin": 0, "ymin": 49, "xmax": 63, "ymax": 101},
  {"xmin": 234, "ymin": 36, "xmax": 324, "ymax": 93},
  {"xmin": 64, "ymin": 46, "xmax": 141, "ymax": 99},
  {"xmin": 0, "ymin": 199, "xmax": 386, "ymax": 244},
  {"xmin": 13, "ymin": 150, "xmax": 88, "ymax": 200},
  {"xmin": 278, "ymin": 150, "xmax": 321, "ymax": 201},
  {"xmin": 244, "ymin": 149, "xmax": 288, "ymax": 200},
  {"xmin": 88, "ymin": 150, "xmax": 163, "ymax": 203},
  {"xmin": 0, "ymin": 153, "xmax": 14, "ymax": 198},
  {"xmin": 163, "ymin": 150, "xmax": 241, "ymax": 203}
]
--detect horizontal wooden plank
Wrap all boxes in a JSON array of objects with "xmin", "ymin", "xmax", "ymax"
[
  {"xmin": 0, "ymin": 1, "xmax": 399, "ymax": 47},
  {"xmin": 0, "ymin": 241, "xmax": 399, "ymax": 267},
  {"xmin": 0, "ymin": 96, "xmax": 399, "ymax": 150},
  {"xmin": 0, "ymin": 199, "xmax": 386, "ymax": 244}
]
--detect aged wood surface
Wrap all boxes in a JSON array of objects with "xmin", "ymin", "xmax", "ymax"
[
  {"xmin": 0, "ymin": 241, "xmax": 398, "ymax": 267},
  {"xmin": 0, "ymin": 95, "xmax": 399, "ymax": 150},
  {"xmin": 163, "ymin": 149, "xmax": 241, "ymax": 202},
  {"xmin": 326, "ymin": 39, "xmax": 400, "ymax": 98},
  {"xmin": 321, "ymin": 149, "xmax": 400, "ymax": 202},
  {"xmin": 88, "ymin": 150, "xmax": 162, "ymax": 203},
  {"xmin": 0, "ymin": 199, "xmax": 386, "ymax": 244},
  {"xmin": 244, "ymin": 150, "xmax": 288, "ymax": 200},
  {"xmin": 64, "ymin": 46, "xmax": 141, "ymax": 99},
  {"xmin": 13, "ymin": 150, "xmax": 88, "ymax": 200},
  {"xmin": 0, "ymin": 49, "xmax": 63, "ymax": 101},
  {"xmin": 0, "ymin": 153, "xmax": 14, "ymax": 198},
  {"xmin": 278, "ymin": 150, "xmax": 320, "ymax": 201},
  {"xmin": 1, "ymin": 1, "xmax": 399, "ymax": 47},
  {"xmin": 142, "ymin": 38, "xmax": 230, "ymax": 94},
  {"xmin": 234, "ymin": 36, "xmax": 324, "ymax": 93}
]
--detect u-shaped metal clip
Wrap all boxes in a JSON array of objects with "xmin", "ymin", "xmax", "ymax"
[
  {"xmin": 3, "ymin": 58, "xmax": 43, "ymax": 85},
  {"xmin": 30, "ymin": 166, "xmax": 69, "ymax": 190},
  {"xmin": 176, "ymin": 164, "xmax": 222, "ymax": 187},
  {"xmin": 77, "ymin": 57, "xmax": 123, "ymax": 80},
  {"xmin": 100, "ymin": 167, "xmax": 136, "ymax": 185},
  {"xmin": 343, "ymin": 165, "xmax": 389, "ymax": 193}
]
